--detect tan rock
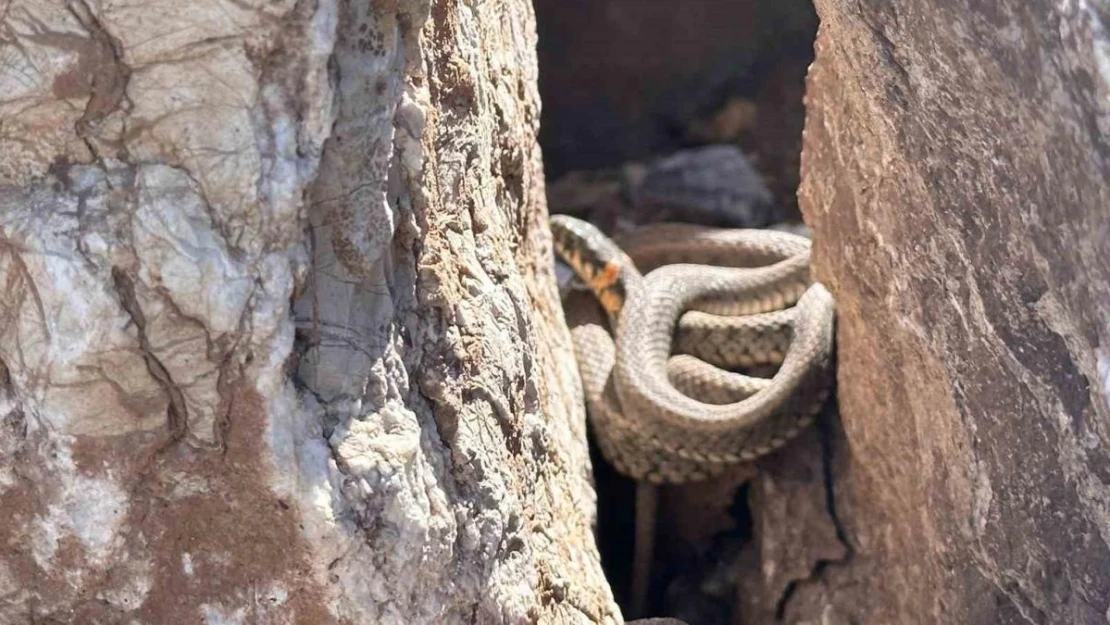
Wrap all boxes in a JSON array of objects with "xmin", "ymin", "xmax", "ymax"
[{"xmin": 0, "ymin": 1, "xmax": 616, "ymax": 623}]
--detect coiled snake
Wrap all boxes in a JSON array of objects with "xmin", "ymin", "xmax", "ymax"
[{"xmin": 551, "ymin": 215, "xmax": 836, "ymax": 621}]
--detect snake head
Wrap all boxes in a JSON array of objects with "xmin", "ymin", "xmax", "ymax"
[{"xmin": 550, "ymin": 214, "xmax": 636, "ymax": 319}]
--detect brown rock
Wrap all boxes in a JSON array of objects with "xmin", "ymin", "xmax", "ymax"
[
  {"xmin": 736, "ymin": 423, "xmax": 848, "ymax": 625},
  {"xmin": 797, "ymin": 1, "xmax": 1110, "ymax": 623}
]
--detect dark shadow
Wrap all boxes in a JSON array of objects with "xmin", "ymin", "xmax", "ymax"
[
  {"xmin": 536, "ymin": 1, "xmax": 820, "ymax": 623},
  {"xmin": 536, "ymin": 0, "xmax": 818, "ymax": 218}
]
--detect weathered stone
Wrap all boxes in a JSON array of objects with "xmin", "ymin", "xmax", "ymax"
[
  {"xmin": 0, "ymin": 1, "xmax": 616, "ymax": 623},
  {"xmin": 626, "ymin": 146, "xmax": 775, "ymax": 227},
  {"xmin": 735, "ymin": 422, "xmax": 848, "ymax": 625},
  {"xmin": 797, "ymin": 1, "xmax": 1110, "ymax": 623}
]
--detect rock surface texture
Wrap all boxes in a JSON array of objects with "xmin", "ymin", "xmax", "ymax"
[
  {"xmin": 798, "ymin": 1, "xmax": 1110, "ymax": 623},
  {"xmin": 0, "ymin": 1, "xmax": 617, "ymax": 623}
]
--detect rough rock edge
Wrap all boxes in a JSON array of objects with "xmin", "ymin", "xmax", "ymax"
[
  {"xmin": 0, "ymin": 1, "xmax": 615, "ymax": 622},
  {"xmin": 794, "ymin": 1, "xmax": 1110, "ymax": 623}
]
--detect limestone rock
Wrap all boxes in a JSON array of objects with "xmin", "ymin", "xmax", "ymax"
[{"xmin": 0, "ymin": 1, "xmax": 616, "ymax": 623}]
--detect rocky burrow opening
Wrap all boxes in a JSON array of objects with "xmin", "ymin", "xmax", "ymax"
[{"xmin": 534, "ymin": 1, "xmax": 843, "ymax": 623}]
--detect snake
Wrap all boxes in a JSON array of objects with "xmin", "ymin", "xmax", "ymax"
[
  {"xmin": 551, "ymin": 215, "xmax": 836, "ymax": 622},
  {"xmin": 551, "ymin": 215, "xmax": 836, "ymax": 484}
]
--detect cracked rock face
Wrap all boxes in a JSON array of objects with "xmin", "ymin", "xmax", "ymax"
[
  {"xmin": 0, "ymin": 1, "xmax": 615, "ymax": 623},
  {"xmin": 797, "ymin": 1, "xmax": 1110, "ymax": 623}
]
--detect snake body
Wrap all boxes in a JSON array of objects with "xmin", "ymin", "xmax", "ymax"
[{"xmin": 551, "ymin": 214, "xmax": 836, "ymax": 484}]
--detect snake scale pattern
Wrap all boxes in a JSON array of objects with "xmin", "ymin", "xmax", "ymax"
[{"xmin": 551, "ymin": 215, "xmax": 837, "ymax": 484}]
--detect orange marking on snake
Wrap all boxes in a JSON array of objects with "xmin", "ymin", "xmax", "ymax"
[{"xmin": 589, "ymin": 261, "xmax": 625, "ymax": 315}]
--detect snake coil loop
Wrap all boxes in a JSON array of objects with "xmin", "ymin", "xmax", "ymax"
[{"xmin": 552, "ymin": 214, "xmax": 836, "ymax": 483}]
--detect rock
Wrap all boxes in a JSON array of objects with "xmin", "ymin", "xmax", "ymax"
[
  {"xmin": 736, "ymin": 423, "xmax": 848, "ymax": 625},
  {"xmin": 0, "ymin": 1, "xmax": 617, "ymax": 622},
  {"xmin": 795, "ymin": 1, "xmax": 1110, "ymax": 623},
  {"xmin": 625, "ymin": 146, "xmax": 776, "ymax": 228}
]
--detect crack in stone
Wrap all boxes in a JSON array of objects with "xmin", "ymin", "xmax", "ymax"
[
  {"xmin": 773, "ymin": 408, "xmax": 854, "ymax": 620},
  {"xmin": 67, "ymin": 0, "xmax": 133, "ymax": 163},
  {"xmin": 111, "ymin": 268, "xmax": 188, "ymax": 444}
]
